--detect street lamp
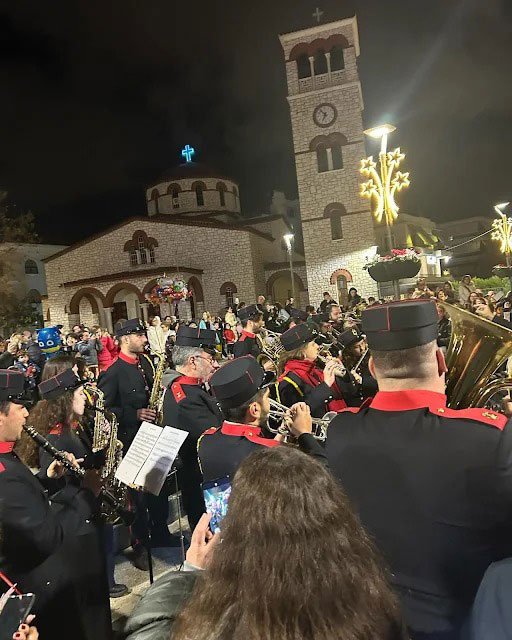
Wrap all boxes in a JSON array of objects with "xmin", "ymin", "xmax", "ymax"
[
  {"xmin": 491, "ymin": 202, "xmax": 512, "ymax": 291},
  {"xmin": 360, "ymin": 123, "xmax": 411, "ymax": 251},
  {"xmin": 283, "ymin": 233, "xmax": 296, "ymax": 304}
]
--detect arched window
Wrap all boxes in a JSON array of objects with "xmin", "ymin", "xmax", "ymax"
[
  {"xmin": 25, "ymin": 259, "xmax": 38, "ymax": 274},
  {"xmin": 150, "ymin": 188, "xmax": 159, "ymax": 215},
  {"xmin": 337, "ymin": 274, "xmax": 349, "ymax": 307},
  {"xmin": 330, "ymin": 45, "xmax": 345, "ymax": 71},
  {"xmin": 330, "ymin": 215, "xmax": 343, "ymax": 240},
  {"xmin": 297, "ymin": 53, "xmax": 311, "ymax": 79},
  {"xmin": 137, "ymin": 234, "xmax": 148, "ymax": 264},
  {"xmin": 217, "ymin": 182, "xmax": 227, "ymax": 207},
  {"xmin": 331, "ymin": 146, "xmax": 343, "ymax": 170},
  {"xmin": 129, "ymin": 249, "xmax": 138, "ymax": 266},
  {"xmin": 195, "ymin": 184, "xmax": 205, "ymax": 207},
  {"xmin": 316, "ymin": 145, "xmax": 329, "ymax": 173},
  {"xmin": 167, "ymin": 183, "xmax": 181, "ymax": 209},
  {"xmin": 313, "ymin": 49, "xmax": 328, "ymax": 75},
  {"xmin": 220, "ymin": 281, "xmax": 237, "ymax": 309},
  {"xmin": 124, "ymin": 230, "xmax": 158, "ymax": 266}
]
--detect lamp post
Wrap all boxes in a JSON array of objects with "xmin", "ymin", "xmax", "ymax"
[
  {"xmin": 283, "ymin": 233, "xmax": 296, "ymax": 304},
  {"xmin": 491, "ymin": 202, "xmax": 512, "ymax": 292},
  {"xmin": 360, "ymin": 124, "xmax": 411, "ymax": 300}
]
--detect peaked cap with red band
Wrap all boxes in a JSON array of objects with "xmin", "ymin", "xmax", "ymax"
[
  {"xmin": 0, "ymin": 369, "xmax": 25, "ymax": 402},
  {"xmin": 210, "ymin": 356, "xmax": 271, "ymax": 409},
  {"xmin": 38, "ymin": 368, "xmax": 82, "ymax": 400},
  {"xmin": 175, "ymin": 326, "xmax": 217, "ymax": 348},
  {"xmin": 280, "ymin": 323, "xmax": 316, "ymax": 351},
  {"xmin": 362, "ymin": 299, "xmax": 438, "ymax": 351}
]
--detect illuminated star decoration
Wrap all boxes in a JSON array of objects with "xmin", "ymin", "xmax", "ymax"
[
  {"xmin": 359, "ymin": 147, "xmax": 410, "ymax": 225},
  {"xmin": 492, "ymin": 212, "xmax": 512, "ymax": 255}
]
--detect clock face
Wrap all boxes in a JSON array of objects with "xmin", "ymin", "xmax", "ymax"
[{"xmin": 313, "ymin": 103, "xmax": 337, "ymax": 128}]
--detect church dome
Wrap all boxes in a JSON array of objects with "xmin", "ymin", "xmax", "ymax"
[{"xmin": 157, "ymin": 162, "xmax": 233, "ymax": 182}]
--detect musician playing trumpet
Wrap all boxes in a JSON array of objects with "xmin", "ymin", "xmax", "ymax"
[
  {"xmin": 336, "ymin": 327, "xmax": 377, "ymax": 405},
  {"xmin": 272, "ymin": 324, "xmax": 348, "ymax": 417},
  {"xmin": 198, "ymin": 356, "xmax": 326, "ymax": 482},
  {"xmin": 0, "ymin": 370, "xmax": 110, "ymax": 640}
]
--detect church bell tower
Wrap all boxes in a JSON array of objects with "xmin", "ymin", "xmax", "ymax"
[{"xmin": 279, "ymin": 15, "xmax": 377, "ymax": 307}]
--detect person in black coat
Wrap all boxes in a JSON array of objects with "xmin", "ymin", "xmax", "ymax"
[
  {"xmin": 198, "ymin": 356, "xmax": 326, "ymax": 483},
  {"xmin": 0, "ymin": 369, "xmax": 108, "ymax": 640},
  {"xmin": 162, "ymin": 327, "xmax": 222, "ymax": 530},
  {"xmin": 98, "ymin": 319, "xmax": 171, "ymax": 570},
  {"xmin": 326, "ymin": 300, "xmax": 512, "ymax": 639},
  {"xmin": 337, "ymin": 326, "xmax": 377, "ymax": 405},
  {"xmin": 232, "ymin": 304, "xmax": 264, "ymax": 359}
]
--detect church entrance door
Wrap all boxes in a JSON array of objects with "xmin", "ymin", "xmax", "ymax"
[
  {"xmin": 336, "ymin": 275, "xmax": 349, "ymax": 308},
  {"xmin": 112, "ymin": 301, "xmax": 128, "ymax": 326}
]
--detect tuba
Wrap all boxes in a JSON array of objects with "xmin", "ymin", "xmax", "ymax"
[
  {"xmin": 440, "ymin": 302, "xmax": 512, "ymax": 408},
  {"xmin": 257, "ymin": 330, "xmax": 284, "ymax": 374}
]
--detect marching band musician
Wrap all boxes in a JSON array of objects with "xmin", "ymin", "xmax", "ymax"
[
  {"xmin": 198, "ymin": 356, "xmax": 326, "ymax": 482},
  {"xmin": 273, "ymin": 323, "xmax": 348, "ymax": 417},
  {"xmin": 0, "ymin": 370, "xmax": 110, "ymax": 640},
  {"xmin": 162, "ymin": 326, "xmax": 222, "ymax": 530},
  {"xmin": 326, "ymin": 300, "xmax": 512, "ymax": 638},
  {"xmin": 98, "ymin": 318, "xmax": 172, "ymax": 572},
  {"xmin": 336, "ymin": 327, "xmax": 378, "ymax": 405},
  {"xmin": 232, "ymin": 304, "xmax": 265, "ymax": 359}
]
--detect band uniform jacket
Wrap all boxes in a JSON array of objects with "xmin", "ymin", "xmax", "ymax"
[
  {"xmin": 232, "ymin": 330, "xmax": 261, "ymax": 359},
  {"xmin": 161, "ymin": 375, "xmax": 222, "ymax": 529},
  {"xmin": 326, "ymin": 390, "xmax": 512, "ymax": 635},
  {"xmin": 198, "ymin": 421, "xmax": 328, "ymax": 483},
  {"xmin": 97, "ymin": 352, "xmax": 154, "ymax": 448},
  {"xmin": 0, "ymin": 444, "xmax": 111, "ymax": 640}
]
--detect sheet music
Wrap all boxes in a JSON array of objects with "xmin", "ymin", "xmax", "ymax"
[
  {"xmin": 134, "ymin": 426, "xmax": 188, "ymax": 495},
  {"xmin": 114, "ymin": 422, "xmax": 162, "ymax": 487}
]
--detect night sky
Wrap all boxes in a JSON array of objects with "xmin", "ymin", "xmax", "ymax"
[{"xmin": 0, "ymin": 0, "xmax": 511, "ymax": 244}]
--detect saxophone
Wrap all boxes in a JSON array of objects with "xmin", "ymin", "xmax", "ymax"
[
  {"xmin": 83, "ymin": 384, "xmax": 127, "ymax": 524},
  {"xmin": 148, "ymin": 351, "xmax": 167, "ymax": 425}
]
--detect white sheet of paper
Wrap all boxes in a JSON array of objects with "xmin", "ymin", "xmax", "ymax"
[
  {"xmin": 134, "ymin": 425, "xmax": 188, "ymax": 496},
  {"xmin": 114, "ymin": 421, "xmax": 162, "ymax": 487}
]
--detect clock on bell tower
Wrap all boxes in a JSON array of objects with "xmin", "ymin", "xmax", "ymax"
[{"xmin": 279, "ymin": 16, "xmax": 377, "ymax": 307}]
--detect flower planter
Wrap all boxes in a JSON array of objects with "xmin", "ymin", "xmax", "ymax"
[{"xmin": 368, "ymin": 260, "xmax": 421, "ymax": 283}]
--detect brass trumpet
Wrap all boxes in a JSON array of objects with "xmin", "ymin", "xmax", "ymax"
[
  {"xmin": 267, "ymin": 398, "xmax": 336, "ymax": 442},
  {"xmin": 316, "ymin": 351, "xmax": 347, "ymax": 377}
]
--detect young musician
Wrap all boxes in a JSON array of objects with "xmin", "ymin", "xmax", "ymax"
[
  {"xmin": 337, "ymin": 327, "xmax": 377, "ymax": 405},
  {"xmin": 273, "ymin": 323, "xmax": 347, "ymax": 417},
  {"xmin": 232, "ymin": 304, "xmax": 265, "ymax": 359},
  {"xmin": 0, "ymin": 370, "xmax": 109, "ymax": 640}
]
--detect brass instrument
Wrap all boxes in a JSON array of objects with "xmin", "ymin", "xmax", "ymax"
[
  {"xmin": 23, "ymin": 424, "xmax": 135, "ymax": 526},
  {"xmin": 84, "ymin": 384, "xmax": 127, "ymax": 524},
  {"xmin": 440, "ymin": 302, "xmax": 512, "ymax": 408},
  {"xmin": 350, "ymin": 348, "xmax": 369, "ymax": 377},
  {"xmin": 316, "ymin": 352, "xmax": 347, "ymax": 377},
  {"xmin": 257, "ymin": 330, "xmax": 284, "ymax": 373},
  {"xmin": 148, "ymin": 351, "xmax": 167, "ymax": 424},
  {"xmin": 267, "ymin": 398, "xmax": 336, "ymax": 442}
]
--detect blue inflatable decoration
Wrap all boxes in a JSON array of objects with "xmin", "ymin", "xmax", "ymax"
[{"xmin": 37, "ymin": 326, "xmax": 62, "ymax": 360}]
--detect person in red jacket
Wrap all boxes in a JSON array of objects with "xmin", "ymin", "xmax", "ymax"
[
  {"xmin": 94, "ymin": 327, "xmax": 118, "ymax": 372},
  {"xmin": 223, "ymin": 323, "xmax": 237, "ymax": 357}
]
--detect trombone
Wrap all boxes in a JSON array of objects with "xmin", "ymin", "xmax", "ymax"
[{"xmin": 267, "ymin": 398, "xmax": 336, "ymax": 442}]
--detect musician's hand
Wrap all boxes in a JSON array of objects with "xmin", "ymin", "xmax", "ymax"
[
  {"xmin": 323, "ymin": 359, "xmax": 338, "ymax": 387},
  {"xmin": 352, "ymin": 371, "xmax": 362, "ymax": 385},
  {"xmin": 186, "ymin": 513, "xmax": 220, "ymax": 569},
  {"xmin": 82, "ymin": 469, "xmax": 103, "ymax": 497},
  {"xmin": 14, "ymin": 618, "xmax": 38, "ymax": 640},
  {"xmin": 46, "ymin": 452, "xmax": 82, "ymax": 479},
  {"xmin": 263, "ymin": 360, "xmax": 275, "ymax": 372},
  {"xmin": 289, "ymin": 402, "xmax": 312, "ymax": 436},
  {"xmin": 137, "ymin": 408, "xmax": 157, "ymax": 423}
]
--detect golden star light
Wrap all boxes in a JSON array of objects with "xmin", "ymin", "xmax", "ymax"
[{"xmin": 491, "ymin": 212, "xmax": 512, "ymax": 255}]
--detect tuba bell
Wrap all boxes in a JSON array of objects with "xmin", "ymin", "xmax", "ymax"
[{"xmin": 440, "ymin": 302, "xmax": 512, "ymax": 409}]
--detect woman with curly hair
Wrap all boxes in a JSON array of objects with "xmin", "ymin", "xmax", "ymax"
[{"xmin": 126, "ymin": 446, "xmax": 406, "ymax": 640}]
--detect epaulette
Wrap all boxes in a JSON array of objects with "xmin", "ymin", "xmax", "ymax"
[
  {"xmin": 171, "ymin": 381, "xmax": 186, "ymax": 403},
  {"xmin": 202, "ymin": 427, "xmax": 218, "ymax": 436},
  {"xmin": 429, "ymin": 406, "xmax": 507, "ymax": 430},
  {"xmin": 239, "ymin": 334, "xmax": 247, "ymax": 342}
]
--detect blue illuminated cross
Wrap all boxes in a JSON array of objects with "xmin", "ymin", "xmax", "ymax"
[{"xmin": 181, "ymin": 144, "xmax": 195, "ymax": 163}]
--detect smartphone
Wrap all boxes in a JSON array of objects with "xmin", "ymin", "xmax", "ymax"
[
  {"xmin": 0, "ymin": 593, "xmax": 35, "ymax": 639},
  {"xmin": 202, "ymin": 476, "xmax": 232, "ymax": 533}
]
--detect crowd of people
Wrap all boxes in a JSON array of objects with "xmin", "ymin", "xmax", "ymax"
[{"xmin": 2, "ymin": 273, "xmax": 512, "ymax": 640}]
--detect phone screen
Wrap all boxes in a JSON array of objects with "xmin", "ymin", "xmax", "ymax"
[
  {"xmin": 202, "ymin": 476, "xmax": 232, "ymax": 533},
  {"xmin": 0, "ymin": 593, "xmax": 35, "ymax": 638}
]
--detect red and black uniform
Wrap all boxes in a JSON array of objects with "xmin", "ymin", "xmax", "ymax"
[
  {"xmin": 198, "ymin": 420, "xmax": 327, "ymax": 482},
  {"xmin": 273, "ymin": 359, "xmax": 347, "ymax": 417},
  {"xmin": 232, "ymin": 330, "xmax": 261, "ymax": 359},
  {"xmin": 326, "ymin": 390, "xmax": 512, "ymax": 637},
  {"xmin": 161, "ymin": 375, "xmax": 222, "ymax": 529},
  {"xmin": 0, "ymin": 442, "xmax": 111, "ymax": 640}
]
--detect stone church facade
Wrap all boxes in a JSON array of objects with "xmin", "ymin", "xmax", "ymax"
[{"xmin": 279, "ymin": 17, "xmax": 378, "ymax": 306}]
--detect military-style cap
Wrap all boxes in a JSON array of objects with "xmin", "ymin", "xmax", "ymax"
[
  {"xmin": 362, "ymin": 300, "xmax": 439, "ymax": 351},
  {"xmin": 237, "ymin": 304, "xmax": 262, "ymax": 322},
  {"xmin": 210, "ymin": 356, "xmax": 268, "ymax": 409},
  {"xmin": 0, "ymin": 370, "xmax": 25, "ymax": 402},
  {"xmin": 38, "ymin": 368, "xmax": 83, "ymax": 400},
  {"xmin": 175, "ymin": 326, "xmax": 217, "ymax": 348},
  {"xmin": 281, "ymin": 323, "xmax": 316, "ymax": 351},
  {"xmin": 290, "ymin": 308, "xmax": 308, "ymax": 322},
  {"xmin": 338, "ymin": 327, "xmax": 365, "ymax": 349},
  {"xmin": 115, "ymin": 318, "xmax": 146, "ymax": 338},
  {"xmin": 312, "ymin": 312, "xmax": 329, "ymax": 324}
]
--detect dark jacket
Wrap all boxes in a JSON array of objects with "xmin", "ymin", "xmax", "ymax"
[
  {"xmin": 470, "ymin": 559, "xmax": 512, "ymax": 640},
  {"xmin": 437, "ymin": 316, "xmax": 452, "ymax": 348},
  {"xmin": 326, "ymin": 390, "xmax": 512, "ymax": 636},
  {"xmin": 124, "ymin": 571, "xmax": 197, "ymax": 640},
  {"xmin": 232, "ymin": 330, "xmax": 261, "ymax": 359}
]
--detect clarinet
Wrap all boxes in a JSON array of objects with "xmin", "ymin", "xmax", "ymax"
[{"xmin": 23, "ymin": 424, "xmax": 135, "ymax": 526}]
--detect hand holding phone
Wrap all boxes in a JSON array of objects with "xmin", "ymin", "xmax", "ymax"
[
  {"xmin": 202, "ymin": 476, "xmax": 231, "ymax": 533},
  {"xmin": 186, "ymin": 513, "xmax": 220, "ymax": 570},
  {"xmin": 0, "ymin": 593, "xmax": 35, "ymax": 639}
]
